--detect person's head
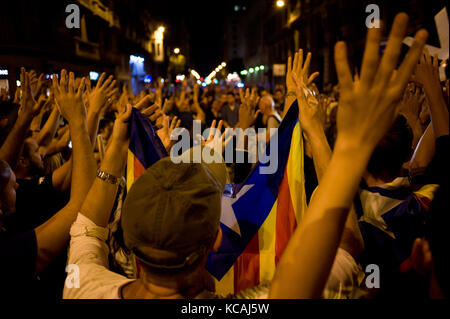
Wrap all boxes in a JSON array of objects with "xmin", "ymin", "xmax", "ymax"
[
  {"xmin": 0, "ymin": 160, "xmax": 18, "ymax": 220},
  {"xmin": 226, "ymin": 92, "xmax": 235, "ymax": 105},
  {"xmin": 273, "ymin": 89, "xmax": 284, "ymax": 103},
  {"xmin": 121, "ymin": 151, "xmax": 227, "ymax": 291},
  {"xmin": 366, "ymin": 115, "xmax": 413, "ymax": 182},
  {"xmin": 18, "ymin": 138, "xmax": 45, "ymax": 177},
  {"xmin": 258, "ymin": 95, "xmax": 275, "ymax": 114}
]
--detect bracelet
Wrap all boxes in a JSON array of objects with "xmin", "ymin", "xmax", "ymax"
[
  {"xmin": 285, "ymin": 91, "xmax": 296, "ymax": 98},
  {"xmin": 96, "ymin": 170, "xmax": 126, "ymax": 188}
]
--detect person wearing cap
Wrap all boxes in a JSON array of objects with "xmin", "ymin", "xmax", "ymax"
[{"xmin": 63, "ymin": 104, "xmax": 231, "ymax": 299}]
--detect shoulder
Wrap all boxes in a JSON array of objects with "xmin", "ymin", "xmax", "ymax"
[{"xmin": 63, "ymin": 263, "xmax": 134, "ymax": 299}]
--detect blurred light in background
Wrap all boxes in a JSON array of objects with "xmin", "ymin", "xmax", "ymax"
[
  {"xmin": 158, "ymin": 26, "xmax": 165, "ymax": 33},
  {"xmin": 89, "ymin": 71, "xmax": 99, "ymax": 81},
  {"xmin": 249, "ymin": 68, "xmax": 254, "ymax": 73},
  {"xmin": 174, "ymin": 48, "xmax": 180, "ymax": 54},
  {"xmin": 130, "ymin": 55, "xmax": 145, "ymax": 64},
  {"xmin": 221, "ymin": 62, "xmax": 227, "ymax": 67},
  {"xmin": 16, "ymin": 80, "xmax": 21, "ymax": 87},
  {"xmin": 276, "ymin": 0, "xmax": 285, "ymax": 8},
  {"xmin": 0, "ymin": 69, "xmax": 8, "ymax": 76},
  {"xmin": 144, "ymin": 75, "xmax": 152, "ymax": 83},
  {"xmin": 237, "ymin": 82, "xmax": 245, "ymax": 88}
]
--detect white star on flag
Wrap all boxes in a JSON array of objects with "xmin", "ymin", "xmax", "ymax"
[{"xmin": 220, "ymin": 184, "xmax": 255, "ymax": 237}]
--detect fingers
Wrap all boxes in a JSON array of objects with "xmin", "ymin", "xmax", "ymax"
[
  {"xmin": 217, "ymin": 120, "xmax": 223, "ymax": 132},
  {"xmin": 334, "ymin": 41, "xmax": 354, "ymax": 93},
  {"xmin": 120, "ymin": 104, "xmax": 133, "ymax": 122},
  {"xmin": 101, "ymin": 75, "xmax": 114, "ymax": 90},
  {"xmin": 293, "ymin": 51, "xmax": 299, "ymax": 75},
  {"xmin": 394, "ymin": 29, "xmax": 428, "ymax": 94},
  {"xmin": 296, "ymin": 49, "xmax": 303, "ymax": 75},
  {"xmin": 301, "ymin": 52, "xmax": 312, "ymax": 79},
  {"xmin": 307, "ymin": 72, "xmax": 320, "ymax": 85},
  {"xmin": 76, "ymin": 77, "xmax": 86, "ymax": 98},
  {"xmin": 96, "ymin": 72, "xmax": 106, "ymax": 89},
  {"xmin": 374, "ymin": 13, "xmax": 409, "ymax": 88},
  {"xmin": 52, "ymin": 74, "xmax": 60, "ymax": 95},
  {"xmin": 287, "ymin": 55, "xmax": 292, "ymax": 74},
  {"xmin": 60, "ymin": 70, "xmax": 68, "ymax": 93},
  {"xmin": 135, "ymin": 94, "xmax": 153, "ymax": 110},
  {"xmin": 360, "ymin": 27, "xmax": 382, "ymax": 88}
]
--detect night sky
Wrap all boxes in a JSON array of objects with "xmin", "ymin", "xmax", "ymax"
[{"xmin": 147, "ymin": 1, "xmax": 227, "ymax": 76}]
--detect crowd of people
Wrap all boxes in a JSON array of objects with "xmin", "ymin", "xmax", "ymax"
[{"xmin": 0, "ymin": 12, "xmax": 448, "ymax": 300}]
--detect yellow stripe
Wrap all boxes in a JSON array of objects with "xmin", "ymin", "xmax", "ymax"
[
  {"xmin": 286, "ymin": 122, "xmax": 307, "ymax": 223},
  {"xmin": 214, "ymin": 265, "xmax": 234, "ymax": 296},
  {"xmin": 258, "ymin": 200, "xmax": 278, "ymax": 284},
  {"xmin": 414, "ymin": 184, "xmax": 439, "ymax": 201},
  {"xmin": 126, "ymin": 150, "xmax": 135, "ymax": 191}
]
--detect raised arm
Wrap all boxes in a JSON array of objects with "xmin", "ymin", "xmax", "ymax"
[
  {"xmin": 0, "ymin": 68, "xmax": 45, "ymax": 168},
  {"xmin": 270, "ymin": 13, "xmax": 428, "ymax": 298},
  {"xmin": 34, "ymin": 70, "xmax": 97, "ymax": 272},
  {"xmin": 282, "ymin": 50, "xmax": 319, "ymax": 119},
  {"xmin": 36, "ymin": 102, "xmax": 61, "ymax": 156},
  {"xmin": 79, "ymin": 105, "xmax": 131, "ymax": 227},
  {"xmin": 416, "ymin": 49, "xmax": 449, "ymax": 138}
]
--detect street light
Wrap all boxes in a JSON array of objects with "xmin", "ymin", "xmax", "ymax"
[
  {"xmin": 221, "ymin": 62, "xmax": 227, "ymax": 67},
  {"xmin": 276, "ymin": 0, "xmax": 285, "ymax": 8},
  {"xmin": 158, "ymin": 26, "xmax": 165, "ymax": 33},
  {"xmin": 174, "ymin": 48, "xmax": 180, "ymax": 54}
]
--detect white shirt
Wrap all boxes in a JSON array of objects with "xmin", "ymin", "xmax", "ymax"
[{"xmin": 63, "ymin": 213, "xmax": 134, "ymax": 299}]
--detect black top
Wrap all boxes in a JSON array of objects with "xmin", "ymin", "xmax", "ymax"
[
  {"xmin": 5, "ymin": 174, "xmax": 69, "ymax": 234},
  {"xmin": 0, "ymin": 229, "xmax": 37, "ymax": 297}
]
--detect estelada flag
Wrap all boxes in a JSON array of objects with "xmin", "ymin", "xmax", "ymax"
[
  {"xmin": 206, "ymin": 100, "xmax": 308, "ymax": 295},
  {"xmin": 126, "ymin": 107, "xmax": 168, "ymax": 190}
]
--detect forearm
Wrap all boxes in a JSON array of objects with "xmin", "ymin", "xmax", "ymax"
[
  {"xmin": 424, "ymin": 84, "xmax": 449, "ymax": 138},
  {"xmin": 80, "ymin": 141, "xmax": 127, "ymax": 227},
  {"xmin": 36, "ymin": 108, "xmax": 60, "ymax": 148},
  {"xmin": 305, "ymin": 126, "xmax": 332, "ymax": 182},
  {"xmin": 270, "ymin": 140, "xmax": 373, "ymax": 298},
  {"xmin": 87, "ymin": 111, "xmax": 101, "ymax": 148},
  {"xmin": 409, "ymin": 123, "xmax": 435, "ymax": 172},
  {"xmin": 30, "ymin": 112, "xmax": 43, "ymax": 132},
  {"xmin": 0, "ymin": 115, "xmax": 32, "ymax": 168}
]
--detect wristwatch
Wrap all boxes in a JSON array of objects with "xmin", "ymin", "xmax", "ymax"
[{"xmin": 96, "ymin": 170, "xmax": 126, "ymax": 188}]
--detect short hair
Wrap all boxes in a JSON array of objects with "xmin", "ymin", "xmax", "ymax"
[{"xmin": 367, "ymin": 115, "xmax": 413, "ymax": 180}]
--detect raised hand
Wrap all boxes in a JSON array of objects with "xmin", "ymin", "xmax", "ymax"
[
  {"xmin": 415, "ymin": 49, "xmax": 440, "ymax": 90},
  {"xmin": 286, "ymin": 49, "xmax": 320, "ymax": 94},
  {"xmin": 87, "ymin": 73, "xmax": 117, "ymax": 114},
  {"xmin": 157, "ymin": 115, "xmax": 181, "ymax": 151},
  {"xmin": 52, "ymin": 70, "xmax": 87, "ymax": 125},
  {"xmin": 334, "ymin": 13, "xmax": 428, "ymax": 150},
  {"xmin": 291, "ymin": 71, "xmax": 322, "ymax": 135},
  {"xmin": 141, "ymin": 103, "xmax": 163, "ymax": 128},
  {"xmin": 111, "ymin": 104, "xmax": 133, "ymax": 150},
  {"xmin": 238, "ymin": 88, "xmax": 260, "ymax": 129},
  {"xmin": 18, "ymin": 68, "xmax": 46, "ymax": 121}
]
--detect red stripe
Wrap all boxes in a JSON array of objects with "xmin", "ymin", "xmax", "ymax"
[
  {"xmin": 275, "ymin": 164, "xmax": 297, "ymax": 266},
  {"xmin": 134, "ymin": 156, "xmax": 146, "ymax": 181},
  {"xmin": 234, "ymin": 232, "xmax": 260, "ymax": 294}
]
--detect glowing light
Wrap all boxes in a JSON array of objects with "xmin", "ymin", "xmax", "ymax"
[
  {"xmin": 218, "ymin": 65, "xmax": 223, "ymax": 70},
  {"xmin": 16, "ymin": 80, "xmax": 21, "ymax": 87},
  {"xmin": 249, "ymin": 68, "xmax": 254, "ymax": 73},
  {"xmin": 214, "ymin": 79, "xmax": 219, "ymax": 84},
  {"xmin": 276, "ymin": 0, "xmax": 285, "ymax": 8},
  {"xmin": 215, "ymin": 68, "xmax": 220, "ymax": 72},
  {"xmin": 144, "ymin": 75, "xmax": 152, "ymax": 83},
  {"xmin": 0, "ymin": 69, "xmax": 8, "ymax": 76},
  {"xmin": 221, "ymin": 62, "xmax": 227, "ymax": 67},
  {"xmin": 89, "ymin": 72, "xmax": 99, "ymax": 81},
  {"xmin": 260, "ymin": 65, "xmax": 265, "ymax": 70},
  {"xmin": 174, "ymin": 48, "xmax": 180, "ymax": 54},
  {"xmin": 202, "ymin": 82, "xmax": 207, "ymax": 87},
  {"xmin": 197, "ymin": 80, "xmax": 202, "ymax": 85},
  {"xmin": 158, "ymin": 26, "xmax": 165, "ymax": 33},
  {"xmin": 240, "ymin": 70, "xmax": 248, "ymax": 75},
  {"xmin": 130, "ymin": 55, "xmax": 145, "ymax": 64},
  {"xmin": 176, "ymin": 74, "xmax": 185, "ymax": 82},
  {"xmin": 237, "ymin": 82, "xmax": 245, "ymax": 88},
  {"xmin": 255, "ymin": 66, "xmax": 260, "ymax": 72},
  {"xmin": 191, "ymin": 70, "xmax": 200, "ymax": 80}
]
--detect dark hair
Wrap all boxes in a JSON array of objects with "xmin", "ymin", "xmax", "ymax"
[
  {"xmin": 0, "ymin": 160, "xmax": 11, "ymax": 191},
  {"xmin": 367, "ymin": 115, "xmax": 413, "ymax": 180}
]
